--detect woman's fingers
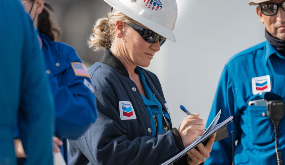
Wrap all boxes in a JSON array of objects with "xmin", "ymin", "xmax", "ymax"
[
  {"xmin": 53, "ymin": 136, "xmax": 63, "ymax": 146},
  {"xmin": 205, "ymin": 133, "xmax": 216, "ymax": 151},
  {"xmin": 53, "ymin": 136, "xmax": 63, "ymax": 153},
  {"xmin": 187, "ymin": 133, "xmax": 217, "ymax": 165},
  {"xmin": 178, "ymin": 113, "xmax": 206, "ymax": 147},
  {"xmin": 187, "ymin": 150, "xmax": 202, "ymax": 165},
  {"xmin": 53, "ymin": 143, "xmax": 61, "ymax": 153},
  {"xmin": 196, "ymin": 143, "xmax": 210, "ymax": 159}
]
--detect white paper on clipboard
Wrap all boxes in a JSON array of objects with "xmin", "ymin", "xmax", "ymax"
[{"xmin": 161, "ymin": 110, "xmax": 233, "ymax": 165}]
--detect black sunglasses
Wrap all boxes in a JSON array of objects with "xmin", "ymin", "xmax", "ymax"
[
  {"xmin": 127, "ymin": 23, "xmax": 166, "ymax": 45},
  {"xmin": 259, "ymin": 1, "xmax": 285, "ymax": 16}
]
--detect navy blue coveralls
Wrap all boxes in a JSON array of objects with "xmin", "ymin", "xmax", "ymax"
[{"xmin": 68, "ymin": 49, "xmax": 188, "ymax": 165}]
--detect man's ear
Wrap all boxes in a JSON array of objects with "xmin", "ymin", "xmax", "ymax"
[
  {"xmin": 115, "ymin": 20, "xmax": 125, "ymax": 38},
  {"xmin": 35, "ymin": 0, "xmax": 44, "ymax": 15},
  {"xmin": 256, "ymin": 6, "xmax": 265, "ymax": 24}
]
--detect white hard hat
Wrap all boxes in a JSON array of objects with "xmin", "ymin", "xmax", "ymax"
[
  {"xmin": 249, "ymin": 0, "xmax": 270, "ymax": 5},
  {"xmin": 104, "ymin": 0, "xmax": 178, "ymax": 42}
]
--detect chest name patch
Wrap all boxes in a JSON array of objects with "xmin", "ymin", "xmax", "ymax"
[
  {"xmin": 119, "ymin": 101, "xmax": 137, "ymax": 120},
  {"xmin": 252, "ymin": 75, "xmax": 271, "ymax": 95}
]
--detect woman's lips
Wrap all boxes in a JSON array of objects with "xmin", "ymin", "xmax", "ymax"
[{"xmin": 145, "ymin": 53, "xmax": 154, "ymax": 59}]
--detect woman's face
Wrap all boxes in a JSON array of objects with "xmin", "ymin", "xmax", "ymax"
[
  {"xmin": 20, "ymin": 0, "xmax": 43, "ymax": 26},
  {"xmin": 21, "ymin": 0, "xmax": 36, "ymax": 18},
  {"xmin": 122, "ymin": 22, "xmax": 161, "ymax": 68}
]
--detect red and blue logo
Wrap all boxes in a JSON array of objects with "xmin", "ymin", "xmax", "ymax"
[
  {"xmin": 144, "ymin": 0, "xmax": 162, "ymax": 11},
  {"xmin": 122, "ymin": 103, "xmax": 134, "ymax": 117},
  {"xmin": 256, "ymin": 81, "xmax": 268, "ymax": 91},
  {"xmin": 252, "ymin": 75, "xmax": 271, "ymax": 95}
]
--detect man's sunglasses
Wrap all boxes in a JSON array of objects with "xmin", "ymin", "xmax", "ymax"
[
  {"xmin": 127, "ymin": 23, "xmax": 166, "ymax": 45},
  {"xmin": 259, "ymin": 1, "xmax": 285, "ymax": 16}
]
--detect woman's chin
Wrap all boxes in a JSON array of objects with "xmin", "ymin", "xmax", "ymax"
[{"xmin": 139, "ymin": 61, "xmax": 151, "ymax": 68}]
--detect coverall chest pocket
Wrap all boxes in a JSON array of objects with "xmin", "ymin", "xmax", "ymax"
[{"xmin": 247, "ymin": 106, "xmax": 275, "ymax": 145}]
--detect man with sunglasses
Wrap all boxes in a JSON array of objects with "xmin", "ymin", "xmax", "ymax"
[{"xmin": 204, "ymin": 0, "xmax": 285, "ymax": 164}]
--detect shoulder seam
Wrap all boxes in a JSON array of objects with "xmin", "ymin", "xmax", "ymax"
[
  {"xmin": 226, "ymin": 42, "xmax": 265, "ymax": 66},
  {"xmin": 90, "ymin": 65, "xmax": 101, "ymax": 79}
]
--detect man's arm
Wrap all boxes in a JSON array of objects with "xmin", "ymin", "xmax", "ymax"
[
  {"xmin": 204, "ymin": 65, "xmax": 240, "ymax": 165},
  {"xmin": 17, "ymin": 4, "xmax": 55, "ymax": 165}
]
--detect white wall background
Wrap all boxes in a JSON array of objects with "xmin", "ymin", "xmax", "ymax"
[{"xmin": 147, "ymin": 0, "xmax": 265, "ymax": 128}]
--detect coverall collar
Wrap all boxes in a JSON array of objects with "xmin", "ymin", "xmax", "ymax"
[
  {"xmin": 100, "ymin": 48, "xmax": 129, "ymax": 77},
  {"xmin": 264, "ymin": 40, "xmax": 285, "ymax": 66}
]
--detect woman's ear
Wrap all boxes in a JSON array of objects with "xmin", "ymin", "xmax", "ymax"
[
  {"xmin": 115, "ymin": 20, "xmax": 125, "ymax": 38},
  {"xmin": 35, "ymin": 0, "xmax": 44, "ymax": 15}
]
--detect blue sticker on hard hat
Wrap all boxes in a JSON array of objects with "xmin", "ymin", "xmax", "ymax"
[{"xmin": 144, "ymin": 0, "xmax": 162, "ymax": 11}]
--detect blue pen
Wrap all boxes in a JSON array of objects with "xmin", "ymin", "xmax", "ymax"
[{"xmin": 180, "ymin": 105, "xmax": 192, "ymax": 115}]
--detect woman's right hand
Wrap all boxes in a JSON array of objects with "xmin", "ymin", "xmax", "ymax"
[{"xmin": 178, "ymin": 113, "xmax": 205, "ymax": 147}]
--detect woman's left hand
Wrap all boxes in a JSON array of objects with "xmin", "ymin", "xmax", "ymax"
[
  {"xmin": 186, "ymin": 133, "xmax": 216, "ymax": 165},
  {"xmin": 53, "ymin": 136, "xmax": 63, "ymax": 153}
]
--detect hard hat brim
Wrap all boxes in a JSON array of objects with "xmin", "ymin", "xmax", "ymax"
[
  {"xmin": 249, "ymin": 0, "xmax": 270, "ymax": 5},
  {"xmin": 104, "ymin": 0, "xmax": 176, "ymax": 42}
]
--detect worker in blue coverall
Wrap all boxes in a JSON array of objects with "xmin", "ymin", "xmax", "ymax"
[
  {"xmin": 204, "ymin": 0, "xmax": 285, "ymax": 164},
  {"xmin": 68, "ymin": 0, "xmax": 216, "ymax": 165},
  {"xmin": 15, "ymin": 0, "xmax": 97, "ymax": 163},
  {"xmin": 0, "ymin": 0, "xmax": 55, "ymax": 165}
]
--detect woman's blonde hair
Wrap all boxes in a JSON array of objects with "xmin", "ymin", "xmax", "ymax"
[{"xmin": 88, "ymin": 9, "xmax": 135, "ymax": 51}]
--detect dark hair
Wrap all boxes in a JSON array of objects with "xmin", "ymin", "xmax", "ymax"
[
  {"xmin": 29, "ymin": 0, "xmax": 60, "ymax": 41},
  {"xmin": 37, "ymin": 8, "xmax": 60, "ymax": 41}
]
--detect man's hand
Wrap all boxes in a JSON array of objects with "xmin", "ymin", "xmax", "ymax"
[{"xmin": 187, "ymin": 133, "xmax": 216, "ymax": 165}]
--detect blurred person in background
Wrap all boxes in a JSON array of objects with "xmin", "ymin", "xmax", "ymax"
[
  {"xmin": 68, "ymin": 0, "xmax": 216, "ymax": 165},
  {"xmin": 0, "ymin": 0, "xmax": 54, "ymax": 164},
  {"xmin": 15, "ymin": 0, "xmax": 98, "ymax": 163},
  {"xmin": 205, "ymin": 0, "xmax": 285, "ymax": 164}
]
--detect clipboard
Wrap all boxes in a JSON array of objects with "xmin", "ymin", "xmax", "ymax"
[{"xmin": 161, "ymin": 110, "xmax": 233, "ymax": 165}]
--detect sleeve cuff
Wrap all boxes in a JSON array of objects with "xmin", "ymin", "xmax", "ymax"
[{"xmin": 171, "ymin": 128, "xmax": 185, "ymax": 151}]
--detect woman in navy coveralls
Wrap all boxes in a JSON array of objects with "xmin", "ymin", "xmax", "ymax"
[{"xmin": 68, "ymin": 0, "xmax": 216, "ymax": 164}]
